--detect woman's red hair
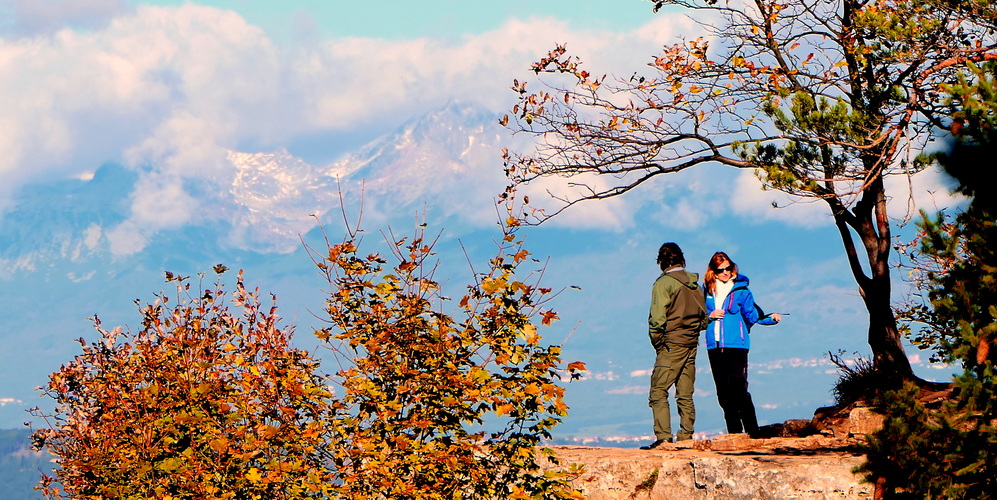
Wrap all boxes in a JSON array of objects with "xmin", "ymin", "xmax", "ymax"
[{"xmin": 704, "ymin": 251, "xmax": 738, "ymax": 296}]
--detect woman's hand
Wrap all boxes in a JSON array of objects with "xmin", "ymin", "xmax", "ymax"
[
  {"xmin": 770, "ymin": 313, "xmax": 782, "ymax": 323},
  {"xmin": 709, "ymin": 309, "xmax": 725, "ymax": 319}
]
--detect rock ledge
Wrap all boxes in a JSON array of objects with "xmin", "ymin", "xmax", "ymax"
[
  {"xmin": 549, "ymin": 434, "xmax": 872, "ymax": 499},
  {"xmin": 548, "ymin": 402, "xmax": 888, "ymax": 500}
]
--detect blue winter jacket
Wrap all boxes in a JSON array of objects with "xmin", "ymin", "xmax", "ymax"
[{"xmin": 704, "ymin": 274, "xmax": 777, "ymax": 350}]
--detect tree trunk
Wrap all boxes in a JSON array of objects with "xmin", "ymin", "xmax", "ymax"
[
  {"xmin": 828, "ymin": 176, "xmax": 917, "ymax": 382},
  {"xmin": 863, "ymin": 282, "xmax": 915, "ymax": 381}
]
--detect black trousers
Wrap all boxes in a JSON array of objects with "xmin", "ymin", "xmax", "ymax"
[{"xmin": 707, "ymin": 348, "xmax": 759, "ymax": 437}]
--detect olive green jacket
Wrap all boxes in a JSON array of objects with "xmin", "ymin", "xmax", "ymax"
[{"xmin": 648, "ymin": 267, "xmax": 707, "ymax": 349}]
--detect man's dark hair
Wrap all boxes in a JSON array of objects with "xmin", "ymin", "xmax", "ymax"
[{"xmin": 656, "ymin": 242, "xmax": 685, "ymax": 271}]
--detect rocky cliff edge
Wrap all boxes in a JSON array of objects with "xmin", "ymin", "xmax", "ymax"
[{"xmin": 546, "ymin": 403, "xmax": 886, "ymax": 499}]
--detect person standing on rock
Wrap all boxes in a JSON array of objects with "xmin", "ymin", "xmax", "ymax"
[
  {"xmin": 641, "ymin": 242, "xmax": 708, "ymax": 450},
  {"xmin": 703, "ymin": 251, "xmax": 781, "ymax": 439}
]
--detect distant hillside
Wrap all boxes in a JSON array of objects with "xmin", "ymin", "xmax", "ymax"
[{"xmin": 0, "ymin": 428, "xmax": 48, "ymax": 500}]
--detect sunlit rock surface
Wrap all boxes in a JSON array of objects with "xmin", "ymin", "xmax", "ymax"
[{"xmin": 548, "ymin": 435, "xmax": 872, "ymax": 499}]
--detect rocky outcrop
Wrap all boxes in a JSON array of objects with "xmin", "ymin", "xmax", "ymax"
[
  {"xmin": 546, "ymin": 405, "xmax": 885, "ymax": 499},
  {"xmin": 549, "ymin": 436, "xmax": 871, "ymax": 499},
  {"xmin": 811, "ymin": 402, "xmax": 884, "ymax": 439}
]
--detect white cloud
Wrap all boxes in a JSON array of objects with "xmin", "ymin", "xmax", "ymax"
[
  {"xmin": 1, "ymin": 0, "xmax": 126, "ymax": 36},
  {"xmin": 106, "ymin": 222, "xmax": 148, "ymax": 256},
  {"xmin": 884, "ymin": 165, "xmax": 967, "ymax": 221},
  {"xmin": 730, "ymin": 170, "xmax": 831, "ymax": 227},
  {"xmin": 105, "ymin": 172, "xmax": 201, "ymax": 255},
  {"xmin": 293, "ymin": 13, "xmax": 700, "ymax": 127},
  {"xmin": 605, "ymin": 385, "xmax": 646, "ymax": 395},
  {"xmin": 83, "ymin": 224, "xmax": 102, "ymax": 249},
  {"xmin": 725, "ymin": 163, "xmax": 967, "ymax": 230},
  {"xmin": 129, "ymin": 173, "xmax": 198, "ymax": 227},
  {"xmin": 751, "ymin": 356, "xmax": 828, "ymax": 372},
  {"xmin": 586, "ymin": 163, "xmax": 828, "ymax": 232},
  {"xmin": 124, "ymin": 112, "xmax": 234, "ymax": 182},
  {"xmin": 0, "ymin": 5, "xmax": 275, "ymax": 192},
  {"xmin": 0, "ymin": 5, "xmax": 711, "ymax": 244},
  {"xmin": 68, "ymin": 270, "xmax": 96, "ymax": 283},
  {"xmin": 518, "ymin": 172, "xmax": 637, "ymax": 230},
  {"xmin": 639, "ymin": 167, "xmax": 730, "ymax": 230}
]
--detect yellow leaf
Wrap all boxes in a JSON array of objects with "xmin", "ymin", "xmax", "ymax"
[
  {"xmin": 521, "ymin": 323, "xmax": 538, "ymax": 343},
  {"xmin": 246, "ymin": 467, "xmax": 263, "ymax": 483},
  {"xmin": 495, "ymin": 403, "xmax": 515, "ymax": 416},
  {"xmin": 209, "ymin": 438, "xmax": 228, "ymax": 452},
  {"xmin": 259, "ymin": 425, "xmax": 280, "ymax": 439},
  {"xmin": 374, "ymin": 282, "xmax": 396, "ymax": 296}
]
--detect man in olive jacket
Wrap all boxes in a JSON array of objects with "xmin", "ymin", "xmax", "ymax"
[{"xmin": 641, "ymin": 242, "xmax": 707, "ymax": 450}]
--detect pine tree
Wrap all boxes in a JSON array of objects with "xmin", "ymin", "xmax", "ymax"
[{"xmin": 861, "ymin": 60, "xmax": 997, "ymax": 499}]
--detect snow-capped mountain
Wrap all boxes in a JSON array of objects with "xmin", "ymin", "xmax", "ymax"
[
  {"xmin": 0, "ymin": 101, "xmax": 509, "ymax": 266},
  {"xmin": 221, "ymin": 147, "xmax": 343, "ymax": 253},
  {"xmin": 218, "ymin": 102, "xmax": 509, "ymax": 251},
  {"xmin": 331, "ymin": 101, "xmax": 508, "ymax": 211},
  {"xmin": 0, "ymin": 164, "xmax": 135, "ymax": 276}
]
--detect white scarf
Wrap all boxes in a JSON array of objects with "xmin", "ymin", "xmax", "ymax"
[{"xmin": 712, "ymin": 278, "xmax": 735, "ymax": 342}]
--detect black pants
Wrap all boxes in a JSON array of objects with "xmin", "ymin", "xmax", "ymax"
[{"xmin": 708, "ymin": 348, "xmax": 759, "ymax": 437}]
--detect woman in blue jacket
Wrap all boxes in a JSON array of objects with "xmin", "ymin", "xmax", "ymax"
[{"xmin": 704, "ymin": 251, "xmax": 781, "ymax": 438}]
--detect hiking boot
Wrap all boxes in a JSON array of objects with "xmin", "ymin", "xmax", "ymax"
[{"xmin": 639, "ymin": 439, "xmax": 670, "ymax": 450}]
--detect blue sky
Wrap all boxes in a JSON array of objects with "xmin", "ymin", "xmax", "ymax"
[
  {"xmin": 0, "ymin": 0, "xmax": 966, "ymax": 439},
  {"xmin": 4, "ymin": 0, "xmax": 661, "ymax": 39},
  {"xmin": 129, "ymin": 0, "xmax": 659, "ymax": 40}
]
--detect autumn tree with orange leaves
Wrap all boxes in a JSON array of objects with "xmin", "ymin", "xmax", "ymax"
[
  {"xmin": 502, "ymin": 0, "xmax": 997, "ymax": 383},
  {"xmin": 30, "ymin": 214, "xmax": 586, "ymax": 499},
  {"xmin": 30, "ymin": 269, "xmax": 338, "ymax": 500},
  {"xmin": 311, "ymin": 214, "xmax": 585, "ymax": 500}
]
